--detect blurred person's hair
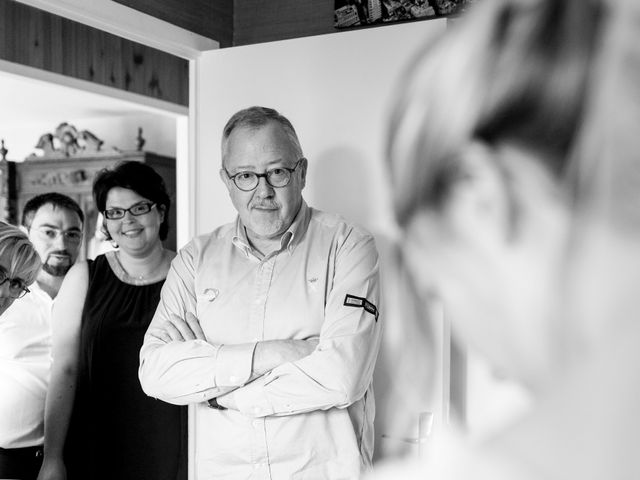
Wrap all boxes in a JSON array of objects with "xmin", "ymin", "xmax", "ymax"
[
  {"xmin": 0, "ymin": 221, "xmax": 42, "ymax": 285},
  {"xmin": 387, "ymin": 0, "xmax": 609, "ymax": 228},
  {"xmin": 22, "ymin": 192, "xmax": 84, "ymax": 229},
  {"xmin": 221, "ymin": 106, "xmax": 304, "ymax": 166},
  {"xmin": 93, "ymin": 161, "xmax": 171, "ymax": 241}
]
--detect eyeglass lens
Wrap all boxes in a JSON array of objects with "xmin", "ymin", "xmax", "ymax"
[{"xmin": 0, "ymin": 269, "xmax": 28, "ymax": 298}]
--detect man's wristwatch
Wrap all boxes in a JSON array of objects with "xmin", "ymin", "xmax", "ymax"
[{"xmin": 207, "ymin": 397, "xmax": 227, "ymax": 410}]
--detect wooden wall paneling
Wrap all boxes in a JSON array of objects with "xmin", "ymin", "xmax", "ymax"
[
  {"xmin": 112, "ymin": 0, "xmax": 234, "ymax": 47},
  {"xmin": 42, "ymin": 10, "xmax": 58, "ymax": 71},
  {"xmin": 27, "ymin": 4, "xmax": 44, "ymax": 69},
  {"xmin": 50, "ymin": 15, "xmax": 65, "ymax": 73},
  {"xmin": 119, "ymin": 36, "xmax": 134, "ymax": 93},
  {"xmin": 107, "ymin": 33, "xmax": 123, "ymax": 90},
  {"xmin": 0, "ymin": 2, "xmax": 6, "ymax": 59},
  {"xmin": 130, "ymin": 42, "xmax": 147, "ymax": 95},
  {"xmin": 90, "ymin": 26, "xmax": 106, "ymax": 85},
  {"xmin": 0, "ymin": 1, "xmax": 188, "ymax": 106},
  {"xmin": 2, "ymin": 3, "xmax": 14, "ymax": 61},
  {"xmin": 60, "ymin": 13, "xmax": 75, "ymax": 77},
  {"xmin": 74, "ymin": 23, "xmax": 90, "ymax": 81},
  {"xmin": 233, "ymin": 0, "xmax": 335, "ymax": 46},
  {"xmin": 5, "ymin": 3, "xmax": 17, "ymax": 59},
  {"xmin": 86, "ymin": 24, "xmax": 99, "ymax": 83},
  {"xmin": 139, "ymin": 42, "xmax": 153, "ymax": 98},
  {"xmin": 146, "ymin": 44, "xmax": 166, "ymax": 100}
]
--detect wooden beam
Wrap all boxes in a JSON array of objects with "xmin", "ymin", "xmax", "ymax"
[{"xmin": 112, "ymin": 0, "xmax": 233, "ymax": 48}]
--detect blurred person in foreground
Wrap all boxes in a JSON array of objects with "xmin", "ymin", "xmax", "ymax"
[
  {"xmin": 371, "ymin": 0, "xmax": 640, "ymax": 478},
  {"xmin": 0, "ymin": 194, "xmax": 83, "ymax": 480},
  {"xmin": 139, "ymin": 106, "xmax": 382, "ymax": 479},
  {"xmin": 38, "ymin": 162, "xmax": 186, "ymax": 480}
]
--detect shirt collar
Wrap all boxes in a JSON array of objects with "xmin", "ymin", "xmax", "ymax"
[
  {"xmin": 31, "ymin": 280, "xmax": 54, "ymax": 303},
  {"xmin": 285, "ymin": 200, "xmax": 311, "ymax": 253},
  {"xmin": 231, "ymin": 200, "xmax": 311, "ymax": 258},
  {"xmin": 231, "ymin": 224, "xmax": 253, "ymax": 258}
]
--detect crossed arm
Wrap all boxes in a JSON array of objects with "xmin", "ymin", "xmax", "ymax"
[{"xmin": 145, "ymin": 312, "xmax": 318, "ymax": 409}]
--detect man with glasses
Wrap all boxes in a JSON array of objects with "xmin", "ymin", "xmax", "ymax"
[
  {"xmin": 141, "ymin": 106, "xmax": 382, "ymax": 479},
  {"xmin": 0, "ymin": 193, "xmax": 83, "ymax": 479}
]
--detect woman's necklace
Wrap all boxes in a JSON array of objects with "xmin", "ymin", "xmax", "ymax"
[{"xmin": 113, "ymin": 250, "xmax": 167, "ymax": 283}]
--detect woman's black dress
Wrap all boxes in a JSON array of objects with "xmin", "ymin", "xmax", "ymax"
[{"xmin": 65, "ymin": 253, "xmax": 187, "ymax": 480}]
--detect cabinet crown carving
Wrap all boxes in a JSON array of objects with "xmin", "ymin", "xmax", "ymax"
[{"xmin": 28, "ymin": 122, "xmax": 113, "ymax": 159}]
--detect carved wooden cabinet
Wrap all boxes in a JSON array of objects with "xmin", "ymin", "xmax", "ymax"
[{"xmin": 7, "ymin": 151, "xmax": 176, "ymax": 259}]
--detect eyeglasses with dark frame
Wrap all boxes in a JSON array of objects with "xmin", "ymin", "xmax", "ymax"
[
  {"xmin": 0, "ymin": 267, "xmax": 30, "ymax": 299},
  {"xmin": 224, "ymin": 159, "xmax": 304, "ymax": 192},
  {"xmin": 103, "ymin": 202, "xmax": 157, "ymax": 220}
]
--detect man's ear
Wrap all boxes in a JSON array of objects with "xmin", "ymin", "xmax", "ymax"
[
  {"xmin": 219, "ymin": 168, "xmax": 231, "ymax": 189},
  {"xmin": 299, "ymin": 157, "xmax": 308, "ymax": 189},
  {"xmin": 445, "ymin": 142, "xmax": 512, "ymax": 244}
]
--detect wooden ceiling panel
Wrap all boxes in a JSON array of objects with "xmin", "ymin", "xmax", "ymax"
[
  {"xmin": 233, "ymin": 0, "xmax": 334, "ymax": 47},
  {"xmin": 112, "ymin": 0, "xmax": 233, "ymax": 47}
]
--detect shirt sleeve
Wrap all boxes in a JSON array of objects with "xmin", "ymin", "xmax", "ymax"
[
  {"xmin": 232, "ymin": 232, "xmax": 382, "ymax": 418},
  {"xmin": 138, "ymin": 241, "xmax": 257, "ymax": 405}
]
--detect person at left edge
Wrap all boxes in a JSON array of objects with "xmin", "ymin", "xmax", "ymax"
[
  {"xmin": 1, "ymin": 194, "xmax": 83, "ymax": 480},
  {"xmin": 140, "ymin": 106, "xmax": 382, "ymax": 479},
  {"xmin": 37, "ymin": 161, "xmax": 186, "ymax": 480}
]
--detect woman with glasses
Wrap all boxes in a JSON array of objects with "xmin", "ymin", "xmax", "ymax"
[
  {"xmin": 38, "ymin": 162, "xmax": 186, "ymax": 480},
  {"xmin": 0, "ymin": 221, "xmax": 42, "ymax": 479}
]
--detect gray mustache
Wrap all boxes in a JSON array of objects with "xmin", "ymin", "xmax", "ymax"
[{"xmin": 251, "ymin": 203, "xmax": 279, "ymax": 209}]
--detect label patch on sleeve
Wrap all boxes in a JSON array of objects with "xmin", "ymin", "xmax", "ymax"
[{"xmin": 344, "ymin": 294, "xmax": 379, "ymax": 321}]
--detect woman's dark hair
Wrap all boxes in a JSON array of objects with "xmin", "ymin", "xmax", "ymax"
[{"xmin": 93, "ymin": 161, "xmax": 171, "ymax": 241}]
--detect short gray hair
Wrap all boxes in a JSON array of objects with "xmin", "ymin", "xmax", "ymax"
[{"xmin": 221, "ymin": 106, "xmax": 303, "ymax": 166}]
